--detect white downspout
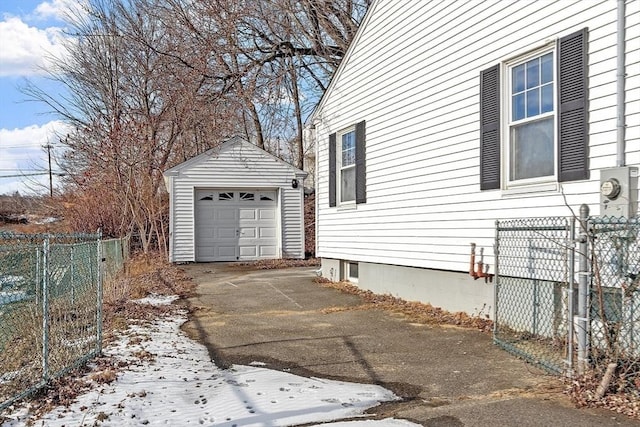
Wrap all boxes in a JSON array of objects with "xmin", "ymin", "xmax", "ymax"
[
  {"xmin": 312, "ymin": 122, "xmax": 319, "ymax": 260},
  {"xmin": 616, "ymin": 0, "xmax": 626, "ymax": 167}
]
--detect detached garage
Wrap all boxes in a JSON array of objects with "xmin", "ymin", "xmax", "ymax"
[{"xmin": 163, "ymin": 137, "xmax": 307, "ymax": 263}]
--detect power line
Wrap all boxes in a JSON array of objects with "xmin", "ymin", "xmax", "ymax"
[{"xmin": 0, "ymin": 172, "xmax": 65, "ymax": 178}]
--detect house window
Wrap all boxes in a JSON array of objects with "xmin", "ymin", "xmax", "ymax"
[
  {"xmin": 480, "ymin": 28, "xmax": 588, "ymax": 191},
  {"xmin": 346, "ymin": 261, "xmax": 359, "ymax": 282},
  {"xmin": 329, "ymin": 120, "xmax": 366, "ymax": 206},
  {"xmin": 218, "ymin": 192, "xmax": 234, "ymax": 201},
  {"xmin": 340, "ymin": 128, "xmax": 356, "ymax": 203},
  {"xmin": 240, "ymin": 192, "xmax": 255, "ymax": 201},
  {"xmin": 508, "ymin": 51, "xmax": 555, "ymax": 183}
]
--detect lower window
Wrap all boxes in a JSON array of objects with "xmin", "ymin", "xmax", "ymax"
[{"xmin": 346, "ymin": 261, "xmax": 359, "ymax": 283}]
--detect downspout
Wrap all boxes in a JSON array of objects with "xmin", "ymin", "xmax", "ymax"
[
  {"xmin": 312, "ymin": 122, "xmax": 319, "ymax": 261},
  {"xmin": 616, "ymin": 0, "xmax": 626, "ymax": 167}
]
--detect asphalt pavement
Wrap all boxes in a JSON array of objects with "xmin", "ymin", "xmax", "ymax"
[{"xmin": 179, "ymin": 263, "xmax": 639, "ymax": 427}]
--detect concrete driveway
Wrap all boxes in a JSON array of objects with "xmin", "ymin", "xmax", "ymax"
[{"xmin": 180, "ymin": 263, "xmax": 638, "ymax": 426}]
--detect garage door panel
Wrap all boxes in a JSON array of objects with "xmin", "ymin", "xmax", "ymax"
[
  {"xmin": 259, "ymin": 209, "xmax": 275, "ymax": 220},
  {"xmin": 239, "ymin": 208, "xmax": 257, "ymax": 220},
  {"xmin": 259, "ymin": 246, "xmax": 277, "ymax": 257},
  {"xmin": 239, "ymin": 246, "xmax": 257, "ymax": 257},
  {"xmin": 240, "ymin": 227, "xmax": 257, "ymax": 238},
  {"xmin": 217, "ymin": 246, "xmax": 237, "ymax": 257},
  {"xmin": 217, "ymin": 227, "xmax": 237, "ymax": 239},
  {"xmin": 259, "ymin": 227, "xmax": 276, "ymax": 238},
  {"xmin": 216, "ymin": 209, "xmax": 237, "ymax": 221}
]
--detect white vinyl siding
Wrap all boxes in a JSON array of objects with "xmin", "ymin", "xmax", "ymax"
[
  {"xmin": 312, "ymin": 0, "xmax": 640, "ymax": 273},
  {"xmin": 166, "ymin": 139, "xmax": 306, "ymax": 262}
]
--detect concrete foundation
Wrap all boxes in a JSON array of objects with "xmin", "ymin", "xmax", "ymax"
[{"xmin": 321, "ymin": 258, "xmax": 495, "ymax": 319}]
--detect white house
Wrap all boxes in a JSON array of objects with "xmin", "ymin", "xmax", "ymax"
[
  {"xmin": 164, "ymin": 137, "xmax": 307, "ymax": 263},
  {"xmin": 308, "ymin": 0, "xmax": 639, "ymax": 317}
]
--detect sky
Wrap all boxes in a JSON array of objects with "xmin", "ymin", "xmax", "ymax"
[
  {"xmin": 2, "ymin": 294, "xmax": 421, "ymax": 427},
  {"xmin": 0, "ymin": 0, "xmax": 74, "ymax": 196}
]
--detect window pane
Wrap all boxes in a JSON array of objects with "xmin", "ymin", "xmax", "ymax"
[
  {"xmin": 512, "ymin": 64, "xmax": 525, "ymax": 93},
  {"xmin": 526, "ymin": 87, "xmax": 540, "ymax": 117},
  {"xmin": 510, "ymin": 117, "xmax": 554, "ymax": 180},
  {"xmin": 341, "ymin": 131, "xmax": 355, "ymax": 166},
  {"xmin": 526, "ymin": 58, "xmax": 539, "ymax": 89},
  {"xmin": 541, "ymin": 52, "xmax": 553, "ymax": 84},
  {"xmin": 341, "ymin": 167, "xmax": 355, "ymax": 202},
  {"xmin": 541, "ymin": 84, "xmax": 553, "ymax": 113},
  {"xmin": 349, "ymin": 262, "xmax": 359, "ymax": 279},
  {"xmin": 240, "ymin": 192, "xmax": 255, "ymax": 201},
  {"xmin": 513, "ymin": 93, "xmax": 525, "ymax": 121}
]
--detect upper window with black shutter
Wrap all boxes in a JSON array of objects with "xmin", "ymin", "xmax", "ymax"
[
  {"xmin": 480, "ymin": 28, "xmax": 588, "ymax": 190},
  {"xmin": 329, "ymin": 121, "xmax": 366, "ymax": 206}
]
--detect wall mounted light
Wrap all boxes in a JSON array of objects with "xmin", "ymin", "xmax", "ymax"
[{"xmin": 291, "ymin": 178, "xmax": 299, "ymax": 188}]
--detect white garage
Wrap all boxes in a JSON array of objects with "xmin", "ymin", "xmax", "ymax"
[{"xmin": 163, "ymin": 137, "xmax": 307, "ymax": 263}]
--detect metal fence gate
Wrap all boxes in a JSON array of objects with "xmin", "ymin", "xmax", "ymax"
[
  {"xmin": 495, "ymin": 213, "xmax": 640, "ymax": 376},
  {"xmin": 494, "ymin": 217, "xmax": 574, "ymax": 373}
]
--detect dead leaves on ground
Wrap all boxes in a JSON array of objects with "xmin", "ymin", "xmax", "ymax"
[{"xmin": 318, "ymin": 279, "xmax": 493, "ymax": 333}]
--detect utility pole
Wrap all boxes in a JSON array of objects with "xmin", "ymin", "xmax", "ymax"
[{"xmin": 44, "ymin": 143, "xmax": 53, "ymax": 197}]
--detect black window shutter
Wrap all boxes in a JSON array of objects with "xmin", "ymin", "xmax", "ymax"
[
  {"xmin": 558, "ymin": 28, "xmax": 589, "ymax": 182},
  {"xmin": 480, "ymin": 64, "xmax": 501, "ymax": 190},
  {"xmin": 355, "ymin": 120, "xmax": 367, "ymax": 204},
  {"xmin": 329, "ymin": 133, "xmax": 337, "ymax": 207}
]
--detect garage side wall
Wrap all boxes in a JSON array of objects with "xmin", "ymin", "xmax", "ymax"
[{"xmin": 169, "ymin": 142, "xmax": 306, "ymax": 262}]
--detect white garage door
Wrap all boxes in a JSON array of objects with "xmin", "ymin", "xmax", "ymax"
[{"xmin": 194, "ymin": 190, "xmax": 278, "ymax": 261}]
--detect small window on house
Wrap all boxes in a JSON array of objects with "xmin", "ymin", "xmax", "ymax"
[
  {"xmin": 260, "ymin": 193, "xmax": 275, "ymax": 202},
  {"xmin": 199, "ymin": 195, "xmax": 213, "ymax": 201},
  {"xmin": 240, "ymin": 192, "xmax": 255, "ymax": 201},
  {"xmin": 347, "ymin": 262, "xmax": 359, "ymax": 282},
  {"xmin": 218, "ymin": 192, "xmax": 234, "ymax": 201}
]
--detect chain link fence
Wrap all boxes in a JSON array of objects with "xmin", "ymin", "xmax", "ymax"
[
  {"xmin": 495, "ymin": 214, "xmax": 640, "ymax": 383},
  {"xmin": 588, "ymin": 216, "xmax": 639, "ymax": 397},
  {"xmin": 0, "ymin": 233, "xmax": 129, "ymax": 411},
  {"xmin": 494, "ymin": 217, "xmax": 574, "ymax": 373}
]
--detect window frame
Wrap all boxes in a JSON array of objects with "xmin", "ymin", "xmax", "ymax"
[
  {"xmin": 504, "ymin": 45, "xmax": 558, "ymax": 188},
  {"xmin": 337, "ymin": 126, "xmax": 357, "ymax": 205},
  {"xmin": 345, "ymin": 261, "xmax": 359, "ymax": 283}
]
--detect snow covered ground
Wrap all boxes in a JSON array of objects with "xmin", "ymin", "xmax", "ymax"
[{"xmin": 3, "ymin": 295, "xmax": 420, "ymax": 426}]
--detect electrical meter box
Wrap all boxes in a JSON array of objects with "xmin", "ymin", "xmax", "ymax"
[{"xmin": 599, "ymin": 166, "xmax": 639, "ymax": 218}]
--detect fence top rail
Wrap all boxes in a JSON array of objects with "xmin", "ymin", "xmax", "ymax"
[
  {"xmin": 0, "ymin": 232, "xmax": 101, "ymax": 245},
  {"xmin": 496, "ymin": 217, "xmax": 570, "ymax": 232},
  {"xmin": 588, "ymin": 215, "xmax": 639, "ymax": 226}
]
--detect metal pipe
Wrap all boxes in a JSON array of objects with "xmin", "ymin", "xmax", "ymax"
[
  {"xmin": 616, "ymin": 0, "xmax": 626, "ymax": 167},
  {"xmin": 577, "ymin": 204, "xmax": 590, "ymax": 374},
  {"xmin": 567, "ymin": 216, "xmax": 576, "ymax": 373},
  {"xmin": 470, "ymin": 243, "xmax": 476, "ymax": 277}
]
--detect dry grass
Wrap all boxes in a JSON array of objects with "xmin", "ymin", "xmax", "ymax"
[
  {"xmin": 236, "ymin": 258, "xmax": 320, "ymax": 270},
  {"xmin": 318, "ymin": 279, "xmax": 494, "ymax": 332}
]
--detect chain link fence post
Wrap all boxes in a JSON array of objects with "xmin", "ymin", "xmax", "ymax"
[
  {"xmin": 41, "ymin": 235, "xmax": 50, "ymax": 382},
  {"xmin": 96, "ymin": 231, "xmax": 103, "ymax": 354},
  {"xmin": 567, "ymin": 216, "xmax": 576, "ymax": 373},
  {"xmin": 577, "ymin": 204, "xmax": 590, "ymax": 374}
]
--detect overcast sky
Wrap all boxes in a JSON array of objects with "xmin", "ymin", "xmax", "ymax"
[{"xmin": 0, "ymin": 0, "xmax": 74, "ymax": 195}]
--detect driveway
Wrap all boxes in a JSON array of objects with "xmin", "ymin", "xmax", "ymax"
[{"xmin": 180, "ymin": 263, "xmax": 638, "ymax": 426}]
